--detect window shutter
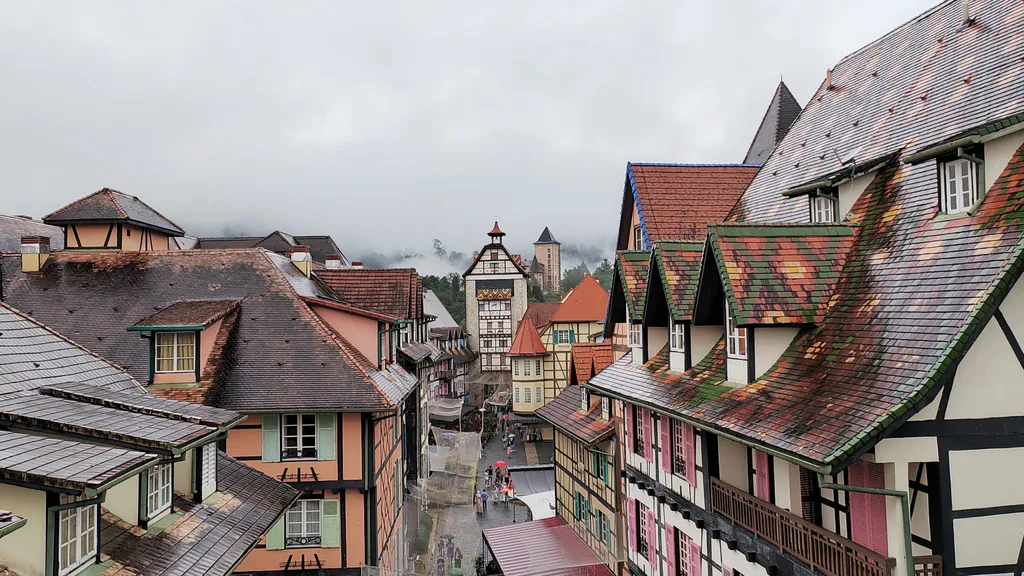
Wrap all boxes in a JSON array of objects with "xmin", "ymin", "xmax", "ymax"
[
  {"xmin": 624, "ymin": 405, "xmax": 633, "ymax": 453},
  {"xmin": 688, "ymin": 538, "xmax": 701, "ymax": 576},
  {"xmin": 584, "ymin": 499, "xmax": 589, "ymax": 525},
  {"xmin": 866, "ymin": 462, "xmax": 888, "ymax": 556},
  {"xmin": 262, "ymin": 414, "xmax": 280, "ymax": 463},
  {"xmin": 627, "ymin": 498, "xmax": 636, "ymax": 551},
  {"xmin": 723, "ymin": 566, "xmax": 734, "ymax": 576},
  {"xmin": 660, "ymin": 417, "xmax": 672, "ymax": 474},
  {"xmin": 849, "ymin": 460, "xmax": 889, "ymax": 556},
  {"xmin": 848, "ymin": 461, "xmax": 871, "ymax": 551},
  {"xmin": 569, "ymin": 330, "xmax": 576, "ymax": 343},
  {"xmin": 645, "ymin": 508, "xmax": 656, "ymax": 565},
  {"xmin": 138, "ymin": 471, "xmax": 149, "ymax": 523},
  {"xmin": 684, "ymin": 425, "xmax": 696, "ymax": 487},
  {"xmin": 575, "ymin": 492, "xmax": 580, "ymax": 519},
  {"xmin": 665, "ymin": 524, "xmax": 676, "ymax": 576},
  {"xmin": 755, "ymin": 450, "xmax": 771, "ymax": 502},
  {"xmin": 317, "ymin": 413, "xmax": 335, "ymax": 461},
  {"xmin": 605, "ymin": 517, "xmax": 612, "ymax": 551},
  {"xmin": 265, "ymin": 516, "xmax": 285, "ymax": 550},
  {"xmin": 602, "ymin": 455, "xmax": 609, "ymax": 486},
  {"xmin": 321, "ymin": 498, "xmax": 340, "ymax": 548},
  {"xmin": 643, "ymin": 410, "xmax": 653, "ymax": 462}
]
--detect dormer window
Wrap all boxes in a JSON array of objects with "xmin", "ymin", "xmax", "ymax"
[
  {"xmin": 941, "ymin": 157, "xmax": 980, "ymax": 215},
  {"xmin": 155, "ymin": 332, "xmax": 196, "ymax": 373},
  {"xmin": 726, "ymin": 306, "xmax": 747, "ymax": 360},
  {"xmin": 810, "ymin": 194, "xmax": 837, "ymax": 223},
  {"xmin": 601, "ymin": 396, "xmax": 610, "ymax": 421},
  {"xmin": 581, "ymin": 389, "xmax": 589, "ymax": 412},
  {"xmin": 58, "ymin": 495, "xmax": 97, "ymax": 576},
  {"xmin": 634, "ymin": 226, "xmax": 643, "ymax": 250},
  {"xmin": 670, "ymin": 322, "xmax": 685, "ymax": 352},
  {"xmin": 628, "ymin": 323, "xmax": 642, "ymax": 347}
]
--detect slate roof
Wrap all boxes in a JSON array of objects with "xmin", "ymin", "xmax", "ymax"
[
  {"xmin": 524, "ymin": 302, "xmax": 560, "ymax": 331},
  {"xmin": 569, "ymin": 342, "xmax": 613, "ymax": 386},
  {"xmin": 535, "ymin": 385, "xmax": 615, "ymax": 445},
  {"xmin": 626, "ymin": 163, "xmax": 759, "ymax": 246},
  {"xmin": 0, "ymin": 214, "xmax": 64, "ymax": 252},
  {"xmin": 550, "ymin": 275, "xmax": 608, "ymax": 323},
  {"xmin": 130, "ymin": 299, "xmax": 242, "ymax": 329},
  {"xmin": 508, "ymin": 317, "xmax": 547, "ymax": 357},
  {"xmin": 0, "ymin": 249, "xmax": 414, "ymax": 412},
  {"xmin": 40, "ymin": 382, "xmax": 242, "ymax": 427},
  {"xmin": 316, "ymin": 268, "xmax": 423, "ymax": 320},
  {"xmin": 0, "ymin": 430, "xmax": 157, "ymax": 494},
  {"xmin": 398, "ymin": 340, "xmax": 442, "ymax": 363},
  {"xmin": 616, "ymin": 251, "xmax": 650, "ymax": 321},
  {"xmin": 704, "ymin": 224, "xmax": 856, "ymax": 326},
  {"xmin": 742, "ymin": 81, "xmax": 803, "ymax": 165},
  {"xmin": 43, "ymin": 188, "xmax": 184, "ymax": 236},
  {"xmin": 534, "ymin": 227, "xmax": 560, "ymax": 245},
  {"xmin": 650, "ymin": 242, "xmax": 704, "ymax": 322},
  {"xmin": 424, "ymin": 289, "xmax": 459, "ymax": 328},
  {"xmin": 196, "ymin": 232, "xmax": 348, "ymax": 264},
  {"xmin": 98, "ymin": 454, "xmax": 299, "ymax": 576}
]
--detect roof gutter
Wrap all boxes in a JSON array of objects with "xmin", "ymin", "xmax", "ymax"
[
  {"xmin": 0, "ymin": 516, "xmax": 27, "ymax": 539},
  {"xmin": 84, "ymin": 457, "xmax": 160, "ymax": 498},
  {"xmin": 781, "ymin": 178, "xmax": 834, "ymax": 198},
  {"xmin": 126, "ymin": 324, "xmax": 206, "ymax": 332},
  {"xmin": 901, "ymin": 135, "xmax": 981, "ymax": 165}
]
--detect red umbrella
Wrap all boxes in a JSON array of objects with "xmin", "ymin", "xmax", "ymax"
[
  {"xmin": 494, "ymin": 460, "xmax": 507, "ymax": 468},
  {"xmin": 501, "ymin": 414, "xmax": 509, "ymax": 419}
]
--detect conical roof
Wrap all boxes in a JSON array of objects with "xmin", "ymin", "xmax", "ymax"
[
  {"xmin": 507, "ymin": 317, "xmax": 547, "ymax": 356},
  {"xmin": 489, "ymin": 221, "xmax": 505, "ymax": 237},
  {"xmin": 534, "ymin": 226, "xmax": 559, "ymax": 244},
  {"xmin": 742, "ymin": 81, "xmax": 802, "ymax": 165}
]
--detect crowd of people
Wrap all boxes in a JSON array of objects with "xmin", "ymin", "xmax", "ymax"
[
  {"xmin": 476, "ymin": 463, "xmax": 514, "ymax": 514},
  {"xmin": 432, "ymin": 536, "xmax": 463, "ymax": 576}
]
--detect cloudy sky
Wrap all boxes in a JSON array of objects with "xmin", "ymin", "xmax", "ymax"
[{"xmin": 0, "ymin": 1, "xmax": 937, "ymax": 274}]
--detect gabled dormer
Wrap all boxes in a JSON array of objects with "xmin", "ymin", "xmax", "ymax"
[
  {"xmin": 644, "ymin": 242, "xmax": 718, "ymax": 372},
  {"xmin": 605, "ymin": 251, "xmax": 649, "ymax": 364},
  {"xmin": 692, "ymin": 223, "xmax": 854, "ymax": 385},
  {"xmin": 43, "ymin": 188, "xmax": 185, "ymax": 251}
]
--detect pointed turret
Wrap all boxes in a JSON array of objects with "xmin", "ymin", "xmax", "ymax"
[
  {"xmin": 534, "ymin": 226, "xmax": 559, "ymax": 245},
  {"xmin": 488, "ymin": 221, "xmax": 506, "ymax": 244},
  {"xmin": 742, "ymin": 81, "xmax": 802, "ymax": 165}
]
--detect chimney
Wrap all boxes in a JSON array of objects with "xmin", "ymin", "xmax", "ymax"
[
  {"xmin": 290, "ymin": 245, "xmax": 312, "ymax": 277},
  {"xmin": 825, "ymin": 68, "xmax": 833, "ymax": 90},
  {"xmin": 350, "ymin": 261, "xmax": 364, "ymax": 270},
  {"xmin": 20, "ymin": 236, "xmax": 50, "ymax": 273},
  {"xmin": 961, "ymin": 0, "xmax": 972, "ymax": 26},
  {"xmin": 325, "ymin": 254, "xmax": 343, "ymax": 270}
]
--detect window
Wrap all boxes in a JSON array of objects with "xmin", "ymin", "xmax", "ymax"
[
  {"xmin": 488, "ymin": 301, "xmax": 501, "ymax": 311},
  {"xmin": 601, "ymin": 396, "xmax": 610, "ymax": 421},
  {"xmin": 628, "ymin": 323, "xmax": 642, "ymax": 347},
  {"xmin": 535, "ymin": 360, "xmax": 541, "ymax": 374},
  {"xmin": 488, "ymin": 262, "xmax": 499, "ymax": 272},
  {"xmin": 634, "ymin": 226, "xmax": 643, "ymax": 250},
  {"xmin": 726, "ymin": 306, "xmax": 747, "ymax": 359},
  {"xmin": 597, "ymin": 510, "xmax": 609, "ymax": 549},
  {"xmin": 634, "ymin": 407, "xmax": 645, "ymax": 455},
  {"xmin": 147, "ymin": 464, "xmax": 172, "ymax": 517},
  {"xmin": 154, "ymin": 332, "xmax": 196, "ymax": 373},
  {"xmin": 515, "ymin": 387, "xmax": 521, "ymax": 403},
  {"xmin": 670, "ymin": 322, "xmax": 685, "ymax": 352},
  {"xmin": 524, "ymin": 387, "xmax": 532, "ymax": 403},
  {"xmin": 810, "ymin": 194, "xmax": 836, "ymax": 223},
  {"xmin": 285, "ymin": 500, "xmax": 322, "ymax": 547},
  {"xmin": 524, "ymin": 360, "xmax": 531, "ymax": 376},
  {"xmin": 536, "ymin": 386, "xmax": 541, "ymax": 403},
  {"xmin": 553, "ymin": 329, "xmax": 576, "ymax": 345},
  {"xmin": 673, "ymin": 421, "xmax": 687, "ymax": 479},
  {"xmin": 58, "ymin": 495, "xmax": 97, "ymax": 576},
  {"xmin": 637, "ymin": 502, "xmax": 649, "ymax": 557},
  {"xmin": 201, "ymin": 442, "xmax": 217, "ymax": 492},
  {"xmin": 283, "ymin": 414, "xmax": 317, "ymax": 459},
  {"xmin": 941, "ymin": 157, "xmax": 979, "ymax": 214},
  {"xmin": 513, "ymin": 360, "xmax": 519, "ymax": 376},
  {"xmin": 581, "ymin": 389, "xmax": 589, "ymax": 412}
]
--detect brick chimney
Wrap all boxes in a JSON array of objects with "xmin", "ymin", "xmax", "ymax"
[
  {"xmin": 20, "ymin": 236, "xmax": 50, "ymax": 273},
  {"xmin": 350, "ymin": 261, "xmax": 364, "ymax": 270},
  {"xmin": 325, "ymin": 254, "xmax": 343, "ymax": 270},
  {"xmin": 290, "ymin": 245, "xmax": 312, "ymax": 277}
]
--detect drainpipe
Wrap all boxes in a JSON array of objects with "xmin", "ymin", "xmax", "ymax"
[{"xmin": 817, "ymin": 473, "xmax": 913, "ymax": 576}]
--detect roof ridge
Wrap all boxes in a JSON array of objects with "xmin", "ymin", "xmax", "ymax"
[
  {"xmin": 103, "ymin": 189, "xmax": 131, "ymax": 219},
  {"xmin": 629, "ymin": 162, "xmax": 762, "ymax": 168},
  {"xmin": 43, "ymin": 188, "xmax": 108, "ymax": 221},
  {"xmin": 835, "ymin": 0, "xmax": 955, "ymax": 68}
]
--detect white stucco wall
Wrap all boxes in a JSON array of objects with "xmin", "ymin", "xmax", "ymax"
[
  {"xmin": 106, "ymin": 474, "xmax": 140, "ymax": 526},
  {"xmin": 838, "ymin": 172, "xmax": 876, "ymax": 219},
  {"xmin": 0, "ymin": 484, "xmax": 47, "ymax": 576},
  {"xmin": 174, "ymin": 449, "xmax": 193, "ymax": 497},
  {"xmin": 690, "ymin": 325, "xmax": 722, "ymax": 366},
  {"xmin": 753, "ymin": 327, "xmax": 800, "ymax": 379},
  {"xmin": 954, "ymin": 512, "xmax": 1024, "ymax": 567},
  {"xmin": 984, "ymin": 128, "xmax": 1024, "ymax": 193},
  {"xmin": 771, "ymin": 459, "xmax": 804, "ymax": 516},
  {"xmin": 874, "ymin": 436, "xmax": 938, "ymax": 465},
  {"xmin": 726, "ymin": 358, "xmax": 748, "ymax": 385},
  {"xmin": 648, "ymin": 327, "xmax": 668, "ymax": 361},
  {"xmin": 718, "ymin": 437, "xmax": 747, "ymax": 490},
  {"xmin": 949, "ymin": 447, "xmax": 1024, "ymax": 510},
  {"xmin": 946, "ymin": 317, "xmax": 1024, "ymax": 419},
  {"xmin": 669, "ymin": 350, "xmax": 685, "ymax": 372}
]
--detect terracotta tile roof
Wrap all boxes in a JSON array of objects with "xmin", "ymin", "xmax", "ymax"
[
  {"xmin": 550, "ymin": 274, "xmax": 608, "ymax": 323},
  {"xmin": 616, "ymin": 251, "xmax": 650, "ymax": 321},
  {"xmin": 1, "ymin": 249, "xmax": 413, "ymax": 412},
  {"xmin": 316, "ymin": 268, "xmax": 422, "ymax": 320},
  {"xmin": 628, "ymin": 163, "xmax": 759, "ymax": 244},
  {"xmin": 99, "ymin": 454, "xmax": 299, "ymax": 576},
  {"xmin": 743, "ymin": 81, "xmax": 803, "ymax": 165},
  {"xmin": 482, "ymin": 517, "xmax": 615, "ymax": 576},
  {"xmin": 535, "ymin": 384, "xmax": 615, "ymax": 445},
  {"xmin": 130, "ymin": 299, "xmax": 242, "ymax": 329},
  {"xmin": 0, "ymin": 214, "xmax": 64, "ymax": 252},
  {"xmin": 650, "ymin": 241, "xmax": 704, "ymax": 322},
  {"xmin": 704, "ymin": 224, "xmax": 856, "ymax": 325},
  {"xmin": 43, "ymin": 188, "xmax": 184, "ymax": 235},
  {"xmin": 508, "ymin": 317, "xmax": 547, "ymax": 357},
  {"xmin": 569, "ymin": 342, "xmax": 614, "ymax": 386},
  {"xmin": 524, "ymin": 302, "xmax": 560, "ymax": 331}
]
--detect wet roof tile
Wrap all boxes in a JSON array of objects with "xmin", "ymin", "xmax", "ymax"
[{"xmin": 535, "ymin": 385, "xmax": 615, "ymax": 445}]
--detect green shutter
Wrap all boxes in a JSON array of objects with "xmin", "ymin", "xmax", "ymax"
[
  {"xmin": 317, "ymin": 413, "xmax": 335, "ymax": 460},
  {"xmin": 262, "ymin": 414, "xmax": 281, "ymax": 463},
  {"xmin": 569, "ymin": 330, "xmax": 576, "ymax": 343},
  {"xmin": 605, "ymin": 517, "xmax": 611, "ymax": 551},
  {"xmin": 138, "ymin": 471, "xmax": 149, "ymax": 523},
  {"xmin": 602, "ymin": 456, "xmax": 609, "ymax": 486},
  {"xmin": 321, "ymin": 499, "xmax": 340, "ymax": 548},
  {"xmin": 266, "ymin": 516, "xmax": 285, "ymax": 550},
  {"xmin": 574, "ymin": 492, "xmax": 580, "ymax": 519}
]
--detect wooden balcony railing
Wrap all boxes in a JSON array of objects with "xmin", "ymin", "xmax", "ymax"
[{"xmin": 710, "ymin": 478, "xmax": 890, "ymax": 576}]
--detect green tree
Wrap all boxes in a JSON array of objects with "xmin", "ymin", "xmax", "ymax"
[
  {"xmin": 560, "ymin": 262, "xmax": 588, "ymax": 293},
  {"xmin": 527, "ymin": 279, "xmax": 545, "ymax": 303},
  {"xmin": 594, "ymin": 258, "xmax": 614, "ymax": 290},
  {"xmin": 422, "ymin": 272, "xmax": 467, "ymax": 327}
]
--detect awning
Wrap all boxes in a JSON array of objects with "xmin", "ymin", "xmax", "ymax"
[
  {"xmin": 482, "ymin": 517, "xmax": 615, "ymax": 576},
  {"xmin": 507, "ymin": 413, "xmax": 542, "ymax": 424},
  {"xmin": 429, "ymin": 401, "xmax": 472, "ymax": 422},
  {"xmin": 515, "ymin": 491, "xmax": 555, "ymax": 520},
  {"xmin": 508, "ymin": 465, "xmax": 554, "ymax": 497}
]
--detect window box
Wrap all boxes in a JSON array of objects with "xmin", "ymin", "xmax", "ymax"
[{"xmin": 155, "ymin": 332, "xmax": 196, "ymax": 373}]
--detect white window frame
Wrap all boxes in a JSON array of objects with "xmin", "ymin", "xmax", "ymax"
[
  {"xmin": 941, "ymin": 157, "xmax": 979, "ymax": 215},
  {"xmin": 524, "ymin": 360, "xmax": 531, "ymax": 376},
  {"xmin": 637, "ymin": 501, "xmax": 649, "ymax": 557},
  {"xmin": 673, "ymin": 420, "xmax": 687, "ymax": 479},
  {"xmin": 810, "ymin": 194, "xmax": 836, "ymax": 223},
  {"xmin": 154, "ymin": 331, "xmax": 196, "ymax": 373},
  {"xmin": 524, "ymin": 387, "xmax": 532, "ymax": 403},
  {"xmin": 536, "ymin": 386, "xmax": 541, "ymax": 403},
  {"xmin": 282, "ymin": 413, "xmax": 318, "ymax": 460},
  {"xmin": 58, "ymin": 495, "xmax": 97, "ymax": 576},
  {"xmin": 285, "ymin": 499, "xmax": 322, "ymax": 548},
  {"xmin": 515, "ymin": 387, "xmax": 521, "ymax": 404},
  {"xmin": 535, "ymin": 360, "xmax": 542, "ymax": 374},
  {"xmin": 726, "ymin": 306, "xmax": 747, "ymax": 360},
  {"xmin": 513, "ymin": 360, "xmax": 519, "ymax": 377},
  {"xmin": 634, "ymin": 226, "xmax": 643, "ymax": 250},
  {"xmin": 201, "ymin": 442, "xmax": 217, "ymax": 492},
  {"xmin": 147, "ymin": 463, "xmax": 173, "ymax": 517},
  {"xmin": 601, "ymin": 396, "xmax": 610, "ymax": 421},
  {"xmin": 670, "ymin": 322, "xmax": 685, "ymax": 352},
  {"xmin": 581, "ymin": 389, "xmax": 589, "ymax": 412},
  {"xmin": 634, "ymin": 407, "xmax": 645, "ymax": 455},
  {"xmin": 628, "ymin": 323, "xmax": 642, "ymax": 347}
]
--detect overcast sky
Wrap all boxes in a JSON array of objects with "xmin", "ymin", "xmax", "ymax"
[{"xmin": 0, "ymin": 1, "xmax": 938, "ymax": 273}]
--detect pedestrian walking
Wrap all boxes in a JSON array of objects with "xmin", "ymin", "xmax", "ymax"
[
  {"xmin": 454, "ymin": 548, "xmax": 464, "ymax": 568},
  {"xmin": 481, "ymin": 489, "xmax": 489, "ymax": 513},
  {"xmin": 446, "ymin": 539, "xmax": 455, "ymax": 561},
  {"xmin": 475, "ymin": 492, "xmax": 483, "ymax": 514},
  {"xmin": 511, "ymin": 438, "xmax": 516, "ymax": 453}
]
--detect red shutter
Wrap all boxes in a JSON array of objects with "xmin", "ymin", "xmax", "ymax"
[
  {"xmin": 684, "ymin": 424, "xmax": 696, "ymax": 487},
  {"xmin": 627, "ymin": 498, "xmax": 636, "ymax": 551},
  {"xmin": 661, "ymin": 417, "xmax": 673, "ymax": 474},
  {"xmin": 755, "ymin": 450, "xmax": 771, "ymax": 502},
  {"xmin": 625, "ymin": 405, "xmax": 633, "ymax": 453},
  {"xmin": 643, "ymin": 409, "xmax": 653, "ymax": 462},
  {"xmin": 848, "ymin": 461, "xmax": 870, "ymax": 548},
  {"xmin": 723, "ymin": 566, "xmax": 734, "ymax": 576},
  {"xmin": 848, "ymin": 460, "xmax": 888, "ymax": 556},
  {"xmin": 645, "ymin": 507, "xmax": 656, "ymax": 565},
  {"xmin": 665, "ymin": 524, "xmax": 676, "ymax": 576},
  {"xmin": 687, "ymin": 537, "xmax": 701, "ymax": 576}
]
